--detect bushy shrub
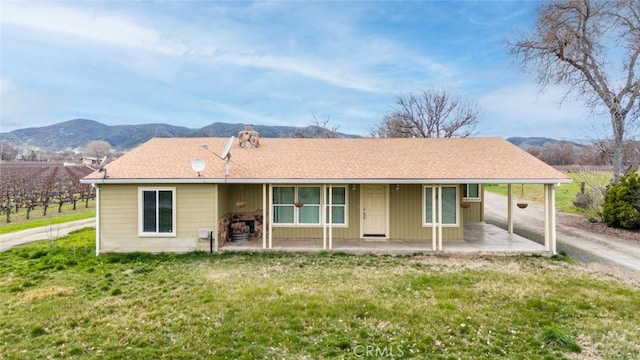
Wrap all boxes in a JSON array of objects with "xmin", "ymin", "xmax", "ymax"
[
  {"xmin": 572, "ymin": 191, "xmax": 594, "ymax": 209},
  {"xmin": 602, "ymin": 171, "xmax": 640, "ymax": 229}
]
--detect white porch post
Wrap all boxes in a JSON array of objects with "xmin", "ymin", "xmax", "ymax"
[
  {"xmin": 544, "ymin": 184, "xmax": 557, "ymax": 254},
  {"xmin": 507, "ymin": 183, "xmax": 513, "ymax": 234},
  {"xmin": 431, "ymin": 186, "xmax": 437, "ymax": 251},
  {"xmin": 329, "ymin": 185, "xmax": 333, "ymax": 250},
  {"xmin": 322, "ymin": 185, "xmax": 327, "ymax": 250},
  {"xmin": 262, "ymin": 183, "xmax": 267, "ymax": 249},
  {"xmin": 437, "ymin": 186, "xmax": 443, "ymax": 251},
  {"xmin": 550, "ymin": 184, "xmax": 557, "ymax": 254},
  {"xmin": 268, "ymin": 184, "xmax": 273, "ymax": 249}
]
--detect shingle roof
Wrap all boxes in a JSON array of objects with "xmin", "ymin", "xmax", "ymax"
[{"xmin": 83, "ymin": 137, "xmax": 570, "ymax": 184}]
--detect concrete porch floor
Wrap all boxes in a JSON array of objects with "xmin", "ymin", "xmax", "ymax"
[{"xmin": 221, "ymin": 222, "xmax": 547, "ymax": 255}]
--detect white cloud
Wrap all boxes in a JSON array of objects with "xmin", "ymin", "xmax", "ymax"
[
  {"xmin": 1, "ymin": 2, "xmax": 185, "ymax": 55},
  {"xmin": 1, "ymin": 2, "xmax": 453, "ymax": 94},
  {"xmin": 0, "ymin": 77, "xmax": 57, "ymax": 131},
  {"xmin": 477, "ymin": 82, "xmax": 592, "ymax": 137}
]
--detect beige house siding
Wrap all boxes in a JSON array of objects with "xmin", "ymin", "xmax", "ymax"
[
  {"xmin": 461, "ymin": 185, "xmax": 484, "ymax": 222},
  {"xmin": 389, "ymin": 184, "xmax": 464, "ymax": 240},
  {"xmin": 225, "ymin": 184, "xmax": 263, "ymax": 214},
  {"xmin": 389, "ymin": 184, "xmax": 430, "ymax": 239},
  {"xmin": 98, "ymin": 182, "xmax": 471, "ymax": 252},
  {"xmin": 218, "ymin": 183, "xmax": 230, "ymax": 218},
  {"xmin": 98, "ymin": 184, "xmax": 217, "ymax": 253},
  {"xmin": 462, "ymin": 202, "xmax": 483, "ymax": 222}
]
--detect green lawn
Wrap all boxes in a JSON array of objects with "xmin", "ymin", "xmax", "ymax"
[
  {"xmin": 1, "ymin": 229, "xmax": 638, "ymax": 359},
  {"xmin": 0, "ymin": 201, "xmax": 95, "ymax": 235},
  {"xmin": 484, "ymin": 171, "xmax": 611, "ymax": 214}
]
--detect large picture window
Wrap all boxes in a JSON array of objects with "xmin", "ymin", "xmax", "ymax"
[
  {"xmin": 424, "ymin": 186, "xmax": 458, "ymax": 226},
  {"xmin": 139, "ymin": 188, "xmax": 176, "ymax": 235},
  {"xmin": 272, "ymin": 185, "xmax": 347, "ymax": 226}
]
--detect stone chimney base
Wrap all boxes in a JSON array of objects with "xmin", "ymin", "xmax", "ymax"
[{"xmin": 238, "ymin": 124, "xmax": 259, "ymax": 149}]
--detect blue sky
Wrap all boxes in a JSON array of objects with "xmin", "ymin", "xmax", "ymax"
[{"xmin": 0, "ymin": 1, "xmax": 594, "ymax": 138}]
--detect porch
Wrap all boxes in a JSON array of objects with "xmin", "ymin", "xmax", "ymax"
[{"xmin": 220, "ymin": 222, "xmax": 547, "ymax": 255}]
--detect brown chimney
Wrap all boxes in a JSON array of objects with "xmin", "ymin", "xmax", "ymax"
[{"xmin": 238, "ymin": 124, "xmax": 259, "ymax": 149}]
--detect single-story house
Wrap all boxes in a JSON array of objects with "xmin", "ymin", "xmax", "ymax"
[{"xmin": 81, "ymin": 126, "xmax": 570, "ymax": 255}]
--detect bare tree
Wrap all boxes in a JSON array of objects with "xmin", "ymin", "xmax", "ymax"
[
  {"xmin": 372, "ymin": 89, "xmax": 480, "ymax": 138},
  {"xmin": 538, "ymin": 142, "xmax": 577, "ymax": 165},
  {"xmin": 293, "ymin": 114, "xmax": 340, "ymax": 138},
  {"xmin": 0, "ymin": 142, "xmax": 19, "ymax": 162},
  {"xmin": 84, "ymin": 140, "xmax": 112, "ymax": 159},
  {"xmin": 509, "ymin": 0, "xmax": 640, "ymax": 181}
]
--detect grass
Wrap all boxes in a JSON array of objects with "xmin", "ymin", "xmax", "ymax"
[
  {"xmin": 0, "ymin": 201, "xmax": 95, "ymax": 235},
  {"xmin": 484, "ymin": 171, "xmax": 611, "ymax": 214},
  {"xmin": 1, "ymin": 229, "xmax": 639, "ymax": 359}
]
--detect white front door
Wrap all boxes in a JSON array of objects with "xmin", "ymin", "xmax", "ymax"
[{"xmin": 362, "ymin": 184, "xmax": 387, "ymax": 237}]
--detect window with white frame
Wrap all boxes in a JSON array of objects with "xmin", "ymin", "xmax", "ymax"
[
  {"xmin": 272, "ymin": 185, "xmax": 347, "ymax": 226},
  {"xmin": 424, "ymin": 186, "xmax": 458, "ymax": 226},
  {"xmin": 273, "ymin": 186, "xmax": 295, "ymax": 224},
  {"xmin": 139, "ymin": 188, "xmax": 176, "ymax": 235},
  {"xmin": 298, "ymin": 186, "xmax": 321, "ymax": 224},
  {"xmin": 325, "ymin": 186, "xmax": 347, "ymax": 225},
  {"xmin": 462, "ymin": 184, "xmax": 481, "ymax": 201}
]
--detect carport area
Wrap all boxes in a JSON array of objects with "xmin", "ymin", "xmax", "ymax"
[{"xmin": 221, "ymin": 221, "xmax": 546, "ymax": 255}]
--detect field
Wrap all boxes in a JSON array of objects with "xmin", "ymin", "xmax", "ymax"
[
  {"xmin": 0, "ymin": 162, "xmax": 96, "ymax": 233},
  {"xmin": 0, "ymin": 202, "xmax": 95, "ymax": 235},
  {"xmin": 484, "ymin": 171, "xmax": 611, "ymax": 214},
  {"xmin": 0, "ymin": 229, "xmax": 638, "ymax": 359}
]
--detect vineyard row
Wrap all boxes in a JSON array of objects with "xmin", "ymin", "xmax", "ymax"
[{"xmin": 0, "ymin": 163, "xmax": 96, "ymax": 222}]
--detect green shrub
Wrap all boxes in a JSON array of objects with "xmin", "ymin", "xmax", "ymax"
[
  {"xmin": 539, "ymin": 326, "xmax": 581, "ymax": 353},
  {"xmin": 602, "ymin": 171, "xmax": 640, "ymax": 229}
]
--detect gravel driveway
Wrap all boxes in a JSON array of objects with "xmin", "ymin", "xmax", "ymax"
[{"xmin": 484, "ymin": 192, "xmax": 640, "ymax": 273}]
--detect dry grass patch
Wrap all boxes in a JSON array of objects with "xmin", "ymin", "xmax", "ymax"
[{"xmin": 18, "ymin": 285, "xmax": 75, "ymax": 302}]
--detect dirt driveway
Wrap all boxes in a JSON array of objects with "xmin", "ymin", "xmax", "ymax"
[
  {"xmin": 484, "ymin": 192, "xmax": 640, "ymax": 273},
  {"xmin": 0, "ymin": 218, "xmax": 96, "ymax": 252}
]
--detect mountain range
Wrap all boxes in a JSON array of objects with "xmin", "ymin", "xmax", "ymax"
[
  {"xmin": 0, "ymin": 119, "xmax": 584, "ymax": 153},
  {"xmin": 0, "ymin": 119, "xmax": 359, "ymax": 152}
]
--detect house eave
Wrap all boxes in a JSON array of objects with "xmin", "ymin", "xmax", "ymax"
[{"xmin": 81, "ymin": 177, "xmax": 572, "ymax": 185}]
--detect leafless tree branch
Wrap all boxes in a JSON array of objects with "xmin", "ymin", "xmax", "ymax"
[
  {"xmin": 372, "ymin": 89, "xmax": 479, "ymax": 138},
  {"xmin": 508, "ymin": 0, "xmax": 640, "ymax": 181}
]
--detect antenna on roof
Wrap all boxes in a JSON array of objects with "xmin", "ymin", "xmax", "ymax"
[
  {"xmin": 201, "ymin": 136, "xmax": 235, "ymax": 177},
  {"xmin": 191, "ymin": 158, "xmax": 205, "ymax": 177},
  {"xmin": 85, "ymin": 156, "xmax": 108, "ymax": 179}
]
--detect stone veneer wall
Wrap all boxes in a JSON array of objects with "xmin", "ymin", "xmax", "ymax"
[{"xmin": 217, "ymin": 212, "xmax": 264, "ymax": 247}]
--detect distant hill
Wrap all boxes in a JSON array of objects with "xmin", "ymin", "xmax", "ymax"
[
  {"xmin": 506, "ymin": 136, "xmax": 585, "ymax": 149},
  {"xmin": 0, "ymin": 119, "xmax": 360, "ymax": 152},
  {"xmin": 0, "ymin": 119, "xmax": 589, "ymax": 153}
]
